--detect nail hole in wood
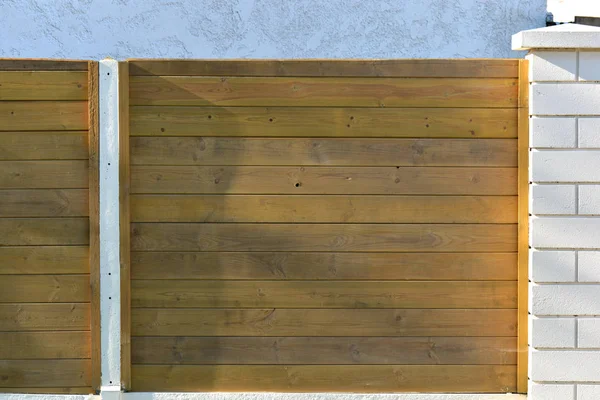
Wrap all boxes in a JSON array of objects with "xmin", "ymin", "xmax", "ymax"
[{"xmin": 295, "ymin": 183, "xmax": 301, "ymax": 188}]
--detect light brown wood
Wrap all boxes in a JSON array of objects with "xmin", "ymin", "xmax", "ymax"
[
  {"xmin": 0, "ymin": 303, "xmax": 90, "ymax": 331},
  {"xmin": 0, "ymin": 246, "xmax": 88, "ymax": 274},
  {"xmin": 131, "ymin": 137, "xmax": 517, "ymax": 167},
  {"xmin": 0, "ymin": 102, "xmax": 88, "ymax": 131},
  {"xmin": 131, "ymin": 223, "xmax": 516, "ymax": 252},
  {"xmin": 0, "ymin": 59, "xmax": 89, "ymax": 71},
  {"xmin": 129, "ymin": 76, "xmax": 518, "ymax": 108},
  {"xmin": 128, "ymin": 59, "xmax": 520, "ymax": 78},
  {"xmin": 0, "ymin": 161, "xmax": 88, "ymax": 189},
  {"xmin": 0, "ymin": 218, "xmax": 88, "ymax": 246},
  {"xmin": 132, "ymin": 280, "xmax": 517, "ymax": 309},
  {"xmin": 131, "ymin": 195, "xmax": 517, "ymax": 223},
  {"xmin": 131, "ymin": 336, "xmax": 516, "ymax": 365},
  {"xmin": 132, "ymin": 308, "xmax": 517, "ymax": 337},
  {"xmin": 0, "ymin": 332, "xmax": 91, "ymax": 359},
  {"xmin": 0, "ymin": 189, "xmax": 88, "ymax": 217},
  {"xmin": 0, "ymin": 71, "xmax": 88, "ymax": 100},
  {"xmin": 0, "ymin": 275, "xmax": 90, "ymax": 303},
  {"xmin": 0, "ymin": 131, "xmax": 88, "ymax": 160},
  {"xmin": 131, "ymin": 251, "xmax": 518, "ymax": 281},
  {"xmin": 131, "ymin": 166, "xmax": 517, "ymax": 195},
  {"xmin": 130, "ymin": 106, "xmax": 517, "ymax": 138},
  {"xmin": 0, "ymin": 387, "xmax": 92, "ymax": 394},
  {"xmin": 0, "ymin": 360, "xmax": 91, "ymax": 387}
]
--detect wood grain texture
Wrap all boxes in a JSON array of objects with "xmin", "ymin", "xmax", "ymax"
[
  {"xmin": 131, "ymin": 166, "xmax": 517, "ymax": 195},
  {"xmin": 0, "ymin": 131, "xmax": 88, "ymax": 160},
  {"xmin": 0, "ymin": 59, "xmax": 88, "ymax": 71},
  {"xmin": 0, "ymin": 332, "xmax": 90, "ymax": 359},
  {"xmin": 0, "ymin": 303, "xmax": 90, "ymax": 331},
  {"xmin": 131, "ymin": 137, "xmax": 517, "ymax": 167},
  {"xmin": 0, "ymin": 275, "xmax": 90, "ymax": 303},
  {"xmin": 130, "ymin": 106, "xmax": 517, "ymax": 138},
  {"xmin": 0, "ymin": 387, "xmax": 92, "ymax": 394},
  {"xmin": 132, "ymin": 336, "xmax": 516, "ymax": 365},
  {"xmin": 0, "ymin": 246, "xmax": 88, "ymax": 274},
  {"xmin": 131, "ymin": 252, "xmax": 518, "ymax": 281},
  {"xmin": 0, "ymin": 102, "xmax": 88, "ymax": 131},
  {"xmin": 0, "ymin": 161, "xmax": 88, "ymax": 189},
  {"xmin": 131, "ymin": 223, "xmax": 516, "ymax": 252},
  {"xmin": 0, "ymin": 360, "xmax": 91, "ymax": 387},
  {"xmin": 132, "ymin": 308, "xmax": 517, "ymax": 337},
  {"xmin": 131, "ymin": 280, "xmax": 517, "ymax": 309},
  {"xmin": 128, "ymin": 59, "xmax": 519, "ymax": 78},
  {"xmin": 0, "ymin": 189, "xmax": 88, "ymax": 217},
  {"xmin": 0, "ymin": 72, "xmax": 87, "ymax": 100},
  {"xmin": 129, "ymin": 77, "xmax": 518, "ymax": 108},
  {"xmin": 130, "ymin": 195, "xmax": 517, "ymax": 223},
  {"xmin": 0, "ymin": 218, "xmax": 88, "ymax": 246}
]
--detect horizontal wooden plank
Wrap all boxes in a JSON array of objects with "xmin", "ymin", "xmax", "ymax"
[
  {"xmin": 0, "ymin": 246, "xmax": 88, "ymax": 274},
  {"xmin": 130, "ymin": 106, "xmax": 517, "ymax": 138},
  {"xmin": 131, "ymin": 223, "xmax": 516, "ymax": 252},
  {"xmin": 0, "ymin": 303, "xmax": 90, "ymax": 331},
  {"xmin": 0, "ymin": 275, "xmax": 90, "ymax": 303},
  {"xmin": 0, "ymin": 102, "xmax": 88, "ymax": 131},
  {"xmin": 131, "ymin": 365, "xmax": 516, "ymax": 392},
  {"xmin": 0, "ymin": 387, "xmax": 92, "ymax": 394},
  {"xmin": 131, "ymin": 280, "xmax": 517, "ymax": 309},
  {"xmin": 0, "ymin": 131, "xmax": 88, "ymax": 160},
  {"xmin": 131, "ymin": 166, "xmax": 517, "ymax": 195},
  {"xmin": 0, "ymin": 189, "xmax": 88, "ymax": 217},
  {"xmin": 132, "ymin": 336, "xmax": 516, "ymax": 365},
  {"xmin": 131, "ymin": 252, "xmax": 517, "ymax": 280},
  {"xmin": 0, "ymin": 72, "xmax": 88, "ymax": 101},
  {"xmin": 0, "ymin": 59, "xmax": 88, "ymax": 71},
  {"xmin": 132, "ymin": 308, "xmax": 517, "ymax": 337},
  {"xmin": 130, "ymin": 195, "xmax": 517, "ymax": 223},
  {"xmin": 0, "ymin": 360, "xmax": 90, "ymax": 387},
  {"xmin": 0, "ymin": 218, "xmax": 89, "ymax": 246},
  {"xmin": 128, "ymin": 59, "xmax": 520, "ymax": 78},
  {"xmin": 131, "ymin": 137, "xmax": 517, "ymax": 167},
  {"xmin": 129, "ymin": 77, "xmax": 518, "ymax": 108},
  {"xmin": 0, "ymin": 161, "xmax": 88, "ymax": 189},
  {"xmin": 0, "ymin": 332, "xmax": 90, "ymax": 359}
]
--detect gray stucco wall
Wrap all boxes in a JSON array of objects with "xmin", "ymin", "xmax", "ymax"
[{"xmin": 0, "ymin": 0, "xmax": 545, "ymax": 59}]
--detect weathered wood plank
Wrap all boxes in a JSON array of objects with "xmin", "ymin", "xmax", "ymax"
[
  {"xmin": 0, "ymin": 332, "xmax": 90, "ymax": 359},
  {"xmin": 132, "ymin": 336, "xmax": 516, "ymax": 365},
  {"xmin": 0, "ymin": 360, "xmax": 91, "ymax": 387},
  {"xmin": 131, "ymin": 137, "xmax": 517, "ymax": 167},
  {"xmin": 131, "ymin": 280, "xmax": 517, "ymax": 309},
  {"xmin": 0, "ymin": 72, "xmax": 88, "ymax": 100},
  {"xmin": 0, "ymin": 189, "xmax": 88, "ymax": 217},
  {"xmin": 0, "ymin": 218, "xmax": 89, "ymax": 246},
  {"xmin": 129, "ymin": 77, "xmax": 518, "ymax": 108},
  {"xmin": 131, "ymin": 252, "xmax": 517, "ymax": 281},
  {"xmin": 0, "ymin": 304, "xmax": 90, "ymax": 331},
  {"xmin": 0, "ymin": 131, "xmax": 88, "ymax": 160},
  {"xmin": 0, "ymin": 102, "xmax": 88, "ymax": 131},
  {"xmin": 0, "ymin": 161, "xmax": 88, "ymax": 189},
  {"xmin": 0, "ymin": 59, "xmax": 88, "ymax": 71},
  {"xmin": 131, "ymin": 223, "xmax": 516, "ymax": 253},
  {"xmin": 0, "ymin": 246, "xmax": 88, "ymax": 274},
  {"xmin": 130, "ymin": 106, "xmax": 517, "ymax": 138},
  {"xmin": 130, "ymin": 195, "xmax": 517, "ymax": 223},
  {"xmin": 132, "ymin": 308, "xmax": 517, "ymax": 337},
  {"xmin": 0, "ymin": 275, "xmax": 90, "ymax": 303},
  {"xmin": 0, "ymin": 387, "xmax": 92, "ymax": 394},
  {"xmin": 131, "ymin": 166, "xmax": 517, "ymax": 195}
]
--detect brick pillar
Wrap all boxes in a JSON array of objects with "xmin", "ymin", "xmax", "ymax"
[{"xmin": 513, "ymin": 24, "xmax": 600, "ymax": 400}]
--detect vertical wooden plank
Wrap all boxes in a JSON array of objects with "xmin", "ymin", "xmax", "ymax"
[
  {"xmin": 119, "ymin": 61, "xmax": 132, "ymax": 391},
  {"xmin": 88, "ymin": 61, "xmax": 101, "ymax": 394},
  {"xmin": 517, "ymin": 58, "xmax": 530, "ymax": 394}
]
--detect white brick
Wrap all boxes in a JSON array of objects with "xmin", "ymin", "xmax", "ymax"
[
  {"xmin": 531, "ymin": 51, "xmax": 577, "ymax": 81},
  {"xmin": 579, "ymin": 186, "xmax": 600, "ymax": 215},
  {"xmin": 532, "ymin": 317, "xmax": 576, "ymax": 348},
  {"xmin": 532, "ymin": 217, "xmax": 600, "ymax": 249},
  {"xmin": 532, "ymin": 151, "xmax": 600, "ymax": 182},
  {"xmin": 579, "ymin": 251, "xmax": 600, "ymax": 282},
  {"xmin": 529, "ymin": 382, "xmax": 575, "ymax": 400},
  {"xmin": 532, "ymin": 284, "xmax": 600, "ymax": 315},
  {"xmin": 531, "ymin": 350, "xmax": 600, "ymax": 381},
  {"xmin": 579, "ymin": 384, "xmax": 600, "ymax": 400},
  {"xmin": 532, "ymin": 185, "xmax": 576, "ymax": 214},
  {"xmin": 579, "ymin": 118, "xmax": 600, "ymax": 148},
  {"xmin": 532, "ymin": 250, "xmax": 576, "ymax": 282},
  {"xmin": 579, "ymin": 319, "xmax": 600, "ymax": 348},
  {"xmin": 531, "ymin": 117, "xmax": 577, "ymax": 148},
  {"xmin": 531, "ymin": 83, "xmax": 600, "ymax": 115},
  {"xmin": 580, "ymin": 52, "xmax": 600, "ymax": 82}
]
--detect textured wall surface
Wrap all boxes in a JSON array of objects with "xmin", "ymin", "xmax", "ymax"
[{"xmin": 0, "ymin": 0, "xmax": 545, "ymax": 59}]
